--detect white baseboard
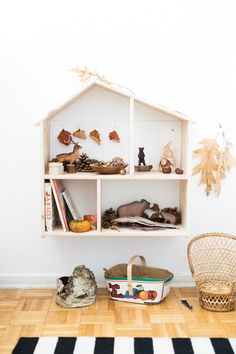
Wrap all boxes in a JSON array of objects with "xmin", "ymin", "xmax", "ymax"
[{"xmin": 0, "ymin": 272, "xmax": 194, "ymax": 289}]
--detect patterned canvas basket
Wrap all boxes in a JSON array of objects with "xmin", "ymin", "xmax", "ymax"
[{"xmin": 104, "ymin": 255, "xmax": 174, "ymax": 304}]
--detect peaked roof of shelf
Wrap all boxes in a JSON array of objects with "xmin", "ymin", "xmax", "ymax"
[{"xmin": 35, "ymin": 79, "xmax": 192, "ymax": 125}]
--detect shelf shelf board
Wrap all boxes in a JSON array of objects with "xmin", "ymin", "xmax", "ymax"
[
  {"xmin": 43, "ymin": 226, "xmax": 188, "ymax": 237},
  {"xmin": 44, "ymin": 171, "xmax": 189, "ymax": 180}
]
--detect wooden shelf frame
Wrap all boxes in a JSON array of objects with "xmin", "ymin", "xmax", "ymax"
[{"xmin": 39, "ymin": 80, "xmax": 192, "ymax": 238}]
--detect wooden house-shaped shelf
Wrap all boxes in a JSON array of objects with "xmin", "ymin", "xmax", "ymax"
[{"xmin": 36, "ymin": 80, "xmax": 192, "ymax": 238}]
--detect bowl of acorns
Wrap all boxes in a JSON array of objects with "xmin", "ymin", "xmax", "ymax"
[{"xmin": 91, "ymin": 157, "xmax": 128, "ymax": 175}]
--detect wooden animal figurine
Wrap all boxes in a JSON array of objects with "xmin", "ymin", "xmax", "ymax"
[
  {"xmin": 138, "ymin": 147, "xmax": 146, "ymax": 165},
  {"xmin": 56, "ymin": 143, "xmax": 82, "ymax": 164},
  {"xmin": 159, "ymin": 141, "xmax": 176, "ymax": 172},
  {"xmin": 117, "ymin": 199, "xmax": 151, "ymax": 218},
  {"xmin": 164, "ymin": 142, "xmax": 174, "ymax": 158}
]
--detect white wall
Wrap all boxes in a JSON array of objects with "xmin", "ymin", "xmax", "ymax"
[{"xmin": 1, "ymin": 0, "xmax": 236, "ymax": 288}]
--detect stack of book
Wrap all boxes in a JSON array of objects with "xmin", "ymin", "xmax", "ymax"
[{"xmin": 44, "ymin": 180, "xmax": 80, "ymax": 232}]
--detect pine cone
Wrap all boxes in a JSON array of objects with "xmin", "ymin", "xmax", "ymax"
[
  {"xmin": 111, "ymin": 157, "xmax": 125, "ymax": 167},
  {"xmin": 77, "ymin": 153, "xmax": 95, "ymax": 172},
  {"xmin": 102, "ymin": 208, "xmax": 117, "ymax": 229}
]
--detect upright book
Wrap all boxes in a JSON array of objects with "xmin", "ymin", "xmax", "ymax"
[
  {"xmin": 61, "ymin": 189, "xmax": 80, "ymax": 220},
  {"xmin": 50, "ymin": 179, "xmax": 69, "ymax": 232},
  {"xmin": 44, "ymin": 182, "xmax": 58, "ymax": 232}
]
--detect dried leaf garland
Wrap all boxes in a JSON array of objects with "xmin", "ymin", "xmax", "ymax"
[{"xmin": 192, "ymin": 137, "xmax": 236, "ymax": 196}]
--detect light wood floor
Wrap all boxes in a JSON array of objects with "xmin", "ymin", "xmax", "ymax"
[{"xmin": 0, "ymin": 288, "xmax": 235, "ymax": 353}]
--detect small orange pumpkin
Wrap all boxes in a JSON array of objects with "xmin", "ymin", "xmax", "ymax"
[{"xmin": 69, "ymin": 220, "xmax": 91, "ymax": 233}]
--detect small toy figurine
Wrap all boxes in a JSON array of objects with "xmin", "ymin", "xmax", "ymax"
[
  {"xmin": 135, "ymin": 147, "xmax": 152, "ymax": 172},
  {"xmin": 159, "ymin": 142, "xmax": 176, "ymax": 173},
  {"xmin": 56, "ymin": 142, "xmax": 82, "ymax": 164},
  {"xmin": 138, "ymin": 147, "xmax": 146, "ymax": 166}
]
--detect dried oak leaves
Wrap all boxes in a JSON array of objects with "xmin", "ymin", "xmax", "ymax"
[{"xmin": 192, "ymin": 138, "xmax": 236, "ymax": 196}]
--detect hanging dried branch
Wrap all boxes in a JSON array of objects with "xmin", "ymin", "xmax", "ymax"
[
  {"xmin": 192, "ymin": 137, "xmax": 236, "ymax": 197},
  {"xmin": 70, "ymin": 65, "xmax": 135, "ymax": 94},
  {"xmin": 70, "ymin": 65, "xmax": 110, "ymax": 84}
]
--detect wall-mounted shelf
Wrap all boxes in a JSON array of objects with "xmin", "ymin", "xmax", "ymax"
[
  {"xmin": 44, "ymin": 172, "xmax": 189, "ymax": 180},
  {"xmin": 36, "ymin": 80, "xmax": 192, "ymax": 238},
  {"xmin": 43, "ymin": 226, "xmax": 188, "ymax": 237}
]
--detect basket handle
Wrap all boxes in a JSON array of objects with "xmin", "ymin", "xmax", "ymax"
[{"xmin": 127, "ymin": 255, "xmax": 147, "ymax": 296}]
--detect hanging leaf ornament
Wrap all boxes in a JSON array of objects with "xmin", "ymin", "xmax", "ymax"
[
  {"xmin": 57, "ymin": 129, "xmax": 72, "ymax": 146},
  {"xmin": 109, "ymin": 130, "xmax": 120, "ymax": 143},
  {"xmin": 73, "ymin": 129, "xmax": 86, "ymax": 139},
  {"xmin": 192, "ymin": 134, "xmax": 236, "ymax": 196},
  {"xmin": 89, "ymin": 129, "xmax": 101, "ymax": 145}
]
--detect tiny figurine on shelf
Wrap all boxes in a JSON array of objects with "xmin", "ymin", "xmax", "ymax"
[
  {"xmin": 135, "ymin": 148, "xmax": 153, "ymax": 172},
  {"xmin": 69, "ymin": 219, "xmax": 91, "ymax": 233},
  {"xmin": 84, "ymin": 215, "xmax": 97, "ymax": 230},
  {"xmin": 56, "ymin": 142, "xmax": 82, "ymax": 165},
  {"xmin": 56, "ymin": 265, "xmax": 97, "ymax": 308},
  {"xmin": 90, "ymin": 156, "xmax": 128, "ymax": 174},
  {"xmin": 143, "ymin": 202, "xmax": 160, "ymax": 221},
  {"xmin": 159, "ymin": 141, "xmax": 176, "ymax": 173},
  {"xmin": 48, "ymin": 162, "xmax": 64, "ymax": 175},
  {"xmin": 109, "ymin": 130, "xmax": 120, "ymax": 143},
  {"xmin": 73, "ymin": 128, "xmax": 86, "ymax": 139},
  {"xmin": 102, "ymin": 208, "xmax": 118, "ymax": 229},
  {"xmin": 57, "ymin": 129, "xmax": 72, "ymax": 146},
  {"xmin": 90, "ymin": 129, "xmax": 101, "ymax": 145},
  {"xmin": 158, "ymin": 207, "xmax": 181, "ymax": 225},
  {"xmin": 66, "ymin": 164, "xmax": 76, "ymax": 174},
  {"xmin": 138, "ymin": 147, "xmax": 146, "ymax": 165},
  {"xmin": 117, "ymin": 199, "xmax": 151, "ymax": 218},
  {"xmin": 175, "ymin": 168, "xmax": 184, "ymax": 175},
  {"xmin": 76, "ymin": 153, "xmax": 98, "ymax": 172}
]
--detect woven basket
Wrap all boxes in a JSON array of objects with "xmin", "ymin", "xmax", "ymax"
[
  {"xmin": 188, "ymin": 233, "xmax": 236, "ymax": 312},
  {"xmin": 104, "ymin": 255, "xmax": 173, "ymax": 304}
]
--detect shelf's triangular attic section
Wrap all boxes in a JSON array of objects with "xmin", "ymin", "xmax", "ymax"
[{"xmin": 35, "ymin": 79, "xmax": 192, "ymax": 126}]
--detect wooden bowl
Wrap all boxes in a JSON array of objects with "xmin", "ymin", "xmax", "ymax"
[{"xmin": 90, "ymin": 164, "xmax": 128, "ymax": 174}]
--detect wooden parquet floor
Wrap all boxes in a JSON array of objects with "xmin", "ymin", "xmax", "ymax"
[{"xmin": 0, "ymin": 288, "xmax": 235, "ymax": 353}]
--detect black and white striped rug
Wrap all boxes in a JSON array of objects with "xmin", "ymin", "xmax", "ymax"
[{"xmin": 12, "ymin": 337, "xmax": 236, "ymax": 354}]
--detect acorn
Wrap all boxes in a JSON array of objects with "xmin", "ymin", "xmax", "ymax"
[
  {"xmin": 175, "ymin": 168, "xmax": 184, "ymax": 175},
  {"xmin": 119, "ymin": 169, "xmax": 126, "ymax": 175},
  {"xmin": 162, "ymin": 166, "xmax": 171, "ymax": 174}
]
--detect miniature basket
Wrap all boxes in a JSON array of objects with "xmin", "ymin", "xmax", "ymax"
[
  {"xmin": 188, "ymin": 233, "xmax": 236, "ymax": 312},
  {"xmin": 104, "ymin": 255, "xmax": 173, "ymax": 304}
]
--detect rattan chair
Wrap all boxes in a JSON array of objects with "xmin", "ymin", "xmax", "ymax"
[{"xmin": 188, "ymin": 233, "xmax": 236, "ymax": 312}]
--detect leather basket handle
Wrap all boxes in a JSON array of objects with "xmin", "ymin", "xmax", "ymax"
[{"xmin": 127, "ymin": 255, "xmax": 147, "ymax": 296}]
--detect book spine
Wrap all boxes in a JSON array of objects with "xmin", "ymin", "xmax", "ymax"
[
  {"xmin": 50, "ymin": 179, "xmax": 67, "ymax": 232},
  {"xmin": 44, "ymin": 183, "xmax": 53, "ymax": 232}
]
